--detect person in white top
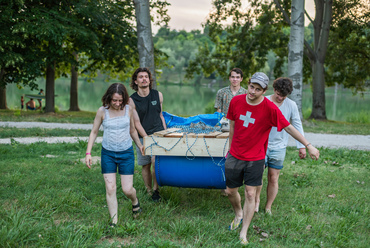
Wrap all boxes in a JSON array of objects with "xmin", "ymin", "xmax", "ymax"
[
  {"xmin": 85, "ymin": 83, "xmax": 144, "ymax": 226},
  {"xmin": 255, "ymin": 77, "xmax": 306, "ymax": 215}
]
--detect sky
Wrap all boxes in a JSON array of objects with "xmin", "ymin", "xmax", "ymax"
[{"xmin": 153, "ymin": 0, "xmax": 316, "ymax": 33}]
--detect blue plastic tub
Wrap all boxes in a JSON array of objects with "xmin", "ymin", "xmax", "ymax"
[{"xmin": 155, "ymin": 156, "xmax": 226, "ymax": 189}]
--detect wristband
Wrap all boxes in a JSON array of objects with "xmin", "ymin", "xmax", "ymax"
[
  {"xmin": 305, "ymin": 143, "xmax": 311, "ymax": 148},
  {"xmin": 86, "ymin": 153, "xmax": 91, "ymax": 155}
]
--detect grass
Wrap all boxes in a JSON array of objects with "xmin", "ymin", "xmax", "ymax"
[
  {"xmin": 1, "ymin": 109, "xmax": 370, "ymax": 136},
  {"xmin": 302, "ymin": 119, "xmax": 370, "ymax": 135},
  {"xmin": 0, "ymin": 127, "xmax": 102, "ymax": 138},
  {"xmin": 0, "ymin": 109, "xmax": 96, "ymax": 124},
  {"xmin": 0, "ymin": 141, "xmax": 369, "ymax": 247}
]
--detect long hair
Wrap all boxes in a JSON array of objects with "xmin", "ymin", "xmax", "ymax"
[
  {"xmin": 101, "ymin": 83, "xmax": 129, "ymax": 110},
  {"xmin": 130, "ymin": 67, "xmax": 153, "ymax": 91},
  {"xmin": 273, "ymin": 77, "xmax": 293, "ymax": 96}
]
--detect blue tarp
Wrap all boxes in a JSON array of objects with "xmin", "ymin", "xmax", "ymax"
[{"xmin": 163, "ymin": 111, "xmax": 224, "ymax": 128}]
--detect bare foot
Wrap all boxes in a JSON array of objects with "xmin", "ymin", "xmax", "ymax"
[{"xmin": 255, "ymin": 202, "xmax": 260, "ymax": 213}]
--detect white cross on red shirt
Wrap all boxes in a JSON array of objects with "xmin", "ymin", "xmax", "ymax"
[{"xmin": 240, "ymin": 111, "xmax": 255, "ymax": 128}]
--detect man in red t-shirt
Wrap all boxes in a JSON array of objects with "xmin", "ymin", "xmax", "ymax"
[{"xmin": 225, "ymin": 72, "xmax": 320, "ymax": 245}]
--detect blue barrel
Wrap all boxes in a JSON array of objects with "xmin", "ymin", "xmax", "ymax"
[{"xmin": 155, "ymin": 156, "xmax": 226, "ymax": 189}]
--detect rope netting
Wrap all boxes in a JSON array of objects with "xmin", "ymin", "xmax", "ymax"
[{"xmin": 144, "ymin": 122, "xmax": 228, "ymax": 181}]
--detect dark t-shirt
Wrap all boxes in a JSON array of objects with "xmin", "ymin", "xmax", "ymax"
[{"xmin": 130, "ymin": 89, "xmax": 165, "ymax": 137}]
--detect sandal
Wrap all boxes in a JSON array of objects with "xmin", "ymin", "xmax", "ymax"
[
  {"xmin": 132, "ymin": 198, "xmax": 142, "ymax": 217},
  {"xmin": 229, "ymin": 218, "xmax": 243, "ymax": 231},
  {"xmin": 240, "ymin": 238, "xmax": 249, "ymax": 245}
]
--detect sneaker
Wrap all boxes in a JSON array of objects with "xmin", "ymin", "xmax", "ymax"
[
  {"xmin": 220, "ymin": 118, "xmax": 230, "ymax": 132},
  {"xmin": 221, "ymin": 122, "xmax": 230, "ymax": 132},
  {"xmin": 151, "ymin": 189, "xmax": 161, "ymax": 202}
]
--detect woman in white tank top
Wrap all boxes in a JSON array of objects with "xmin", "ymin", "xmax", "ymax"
[{"xmin": 85, "ymin": 83, "xmax": 144, "ymax": 226}]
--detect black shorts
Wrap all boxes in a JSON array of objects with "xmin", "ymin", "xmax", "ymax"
[{"xmin": 225, "ymin": 153, "xmax": 265, "ymax": 188}]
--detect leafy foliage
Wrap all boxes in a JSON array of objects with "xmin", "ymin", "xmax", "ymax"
[
  {"xmin": 154, "ymin": 26, "xmax": 215, "ymax": 85},
  {"xmin": 186, "ymin": 0, "xmax": 369, "ymax": 92}
]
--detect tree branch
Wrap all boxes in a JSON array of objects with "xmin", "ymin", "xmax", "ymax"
[
  {"xmin": 317, "ymin": 0, "xmax": 333, "ymax": 62},
  {"xmin": 273, "ymin": 0, "xmax": 290, "ymax": 25},
  {"xmin": 305, "ymin": 9, "xmax": 314, "ymax": 26},
  {"xmin": 304, "ymin": 39, "xmax": 316, "ymax": 62}
]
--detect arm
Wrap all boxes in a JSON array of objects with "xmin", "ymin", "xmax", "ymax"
[
  {"xmin": 158, "ymin": 91, "xmax": 167, "ymax": 130},
  {"xmin": 290, "ymin": 103, "xmax": 306, "ymax": 159},
  {"xmin": 129, "ymin": 107, "xmax": 144, "ymax": 155},
  {"xmin": 228, "ymin": 120, "xmax": 235, "ymax": 151},
  {"xmin": 85, "ymin": 107, "xmax": 104, "ymax": 168},
  {"xmin": 214, "ymin": 90, "xmax": 222, "ymax": 113},
  {"xmin": 284, "ymin": 124, "xmax": 319, "ymax": 160},
  {"xmin": 129, "ymin": 98, "xmax": 148, "ymax": 137}
]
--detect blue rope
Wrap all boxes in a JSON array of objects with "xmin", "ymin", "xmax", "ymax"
[
  {"xmin": 145, "ymin": 122, "xmax": 228, "ymax": 181},
  {"xmin": 185, "ymin": 133, "xmax": 198, "ymax": 160},
  {"xmin": 145, "ymin": 135, "xmax": 184, "ymax": 157},
  {"xmin": 202, "ymin": 137, "xmax": 227, "ymax": 182}
]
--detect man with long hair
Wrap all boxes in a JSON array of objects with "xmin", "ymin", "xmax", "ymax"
[{"xmin": 130, "ymin": 67, "xmax": 166, "ymax": 202}]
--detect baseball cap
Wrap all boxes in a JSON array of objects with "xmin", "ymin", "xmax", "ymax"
[{"xmin": 250, "ymin": 72, "xmax": 269, "ymax": 89}]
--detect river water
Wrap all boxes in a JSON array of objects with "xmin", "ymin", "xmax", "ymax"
[{"xmin": 5, "ymin": 78, "xmax": 370, "ymax": 122}]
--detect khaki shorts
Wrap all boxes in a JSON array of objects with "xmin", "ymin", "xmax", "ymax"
[{"xmin": 135, "ymin": 138, "xmax": 152, "ymax": 166}]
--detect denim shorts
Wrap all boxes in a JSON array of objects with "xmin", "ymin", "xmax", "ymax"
[
  {"xmin": 265, "ymin": 148, "xmax": 286, "ymax": 170},
  {"xmin": 101, "ymin": 146, "xmax": 135, "ymax": 175},
  {"xmin": 225, "ymin": 153, "xmax": 265, "ymax": 188},
  {"xmin": 135, "ymin": 138, "xmax": 152, "ymax": 166}
]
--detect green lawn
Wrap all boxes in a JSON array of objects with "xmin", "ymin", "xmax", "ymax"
[
  {"xmin": 1, "ymin": 109, "xmax": 370, "ymax": 136},
  {"xmin": 0, "ymin": 141, "xmax": 369, "ymax": 247}
]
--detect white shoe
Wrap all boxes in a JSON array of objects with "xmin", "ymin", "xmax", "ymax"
[{"xmin": 220, "ymin": 118, "xmax": 229, "ymax": 132}]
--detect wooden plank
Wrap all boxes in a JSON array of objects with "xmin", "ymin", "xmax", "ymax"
[
  {"xmin": 185, "ymin": 132, "xmax": 197, "ymax": 138},
  {"xmin": 143, "ymin": 135, "xmax": 229, "ymax": 157},
  {"xmin": 185, "ymin": 133, "xmax": 207, "ymax": 138},
  {"xmin": 153, "ymin": 128, "xmax": 180, "ymax": 137},
  {"xmin": 203, "ymin": 131, "xmax": 223, "ymax": 138},
  {"xmin": 216, "ymin": 132, "xmax": 229, "ymax": 139},
  {"xmin": 164, "ymin": 132, "xmax": 184, "ymax": 138}
]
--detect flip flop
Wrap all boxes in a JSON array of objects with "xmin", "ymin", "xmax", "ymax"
[
  {"xmin": 229, "ymin": 218, "xmax": 243, "ymax": 231},
  {"xmin": 265, "ymin": 209, "xmax": 272, "ymax": 216},
  {"xmin": 240, "ymin": 238, "xmax": 249, "ymax": 245}
]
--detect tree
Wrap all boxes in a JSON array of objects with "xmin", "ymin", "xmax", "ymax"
[
  {"xmin": 287, "ymin": 0, "xmax": 305, "ymax": 118},
  {"xmin": 1, "ymin": 0, "xmax": 139, "ymax": 111},
  {"xmin": 187, "ymin": 0, "xmax": 369, "ymax": 120},
  {"xmin": 0, "ymin": 0, "xmax": 44, "ymax": 109},
  {"xmin": 133, "ymin": 0, "xmax": 170, "ymax": 89},
  {"xmin": 154, "ymin": 27, "xmax": 213, "ymax": 85}
]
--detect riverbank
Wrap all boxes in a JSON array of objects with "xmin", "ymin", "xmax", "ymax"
[{"xmin": 1, "ymin": 121, "xmax": 369, "ymax": 150}]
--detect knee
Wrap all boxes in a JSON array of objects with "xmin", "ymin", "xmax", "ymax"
[
  {"xmin": 122, "ymin": 186, "xmax": 135, "ymax": 196},
  {"xmin": 142, "ymin": 164, "xmax": 151, "ymax": 171},
  {"xmin": 106, "ymin": 184, "xmax": 117, "ymax": 195},
  {"xmin": 245, "ymin": 189, "xmax": 256, "ymax": 200},
  {"xmin": 225, "ymin": 187, "xmax": 237, "ymax": 197},
  {"xmin": 268, "ymin": 175, "xmax": 279, "ymax": 184}
]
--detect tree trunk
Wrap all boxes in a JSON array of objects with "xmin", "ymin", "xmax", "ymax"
[
  {"xmin": 45, "ymin": 63, "xmax": 55, "ymax": 113},
  {"xmin": 310, "ymin": 60, "xmax": 326, "ymax": 119},
  {"xmin": 307, "ymin": 0, "xmax": 332, "ymax": 119},
  {"xmin": 69, "ymin": 52, "xmax": 80, "ymax": 111},
  {"xmin": 0, "ymin": 68, "xmax": 7, "ymax": 109},
  {"xmin": 133, "ymin": 0, "xmax": 156, "ymax": 89},
  {"xmin": 288, "ymin": 0, "xmax": 305, "ymax": 119}
]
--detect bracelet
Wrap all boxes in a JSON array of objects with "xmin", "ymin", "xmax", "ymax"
[
  {"xmin": 305, "ymin": 143, "xmax": 311, "ymax": 148},
  {"xmin": 86, "ymin": 153, "xmax": 91, "ymax": 155}
]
